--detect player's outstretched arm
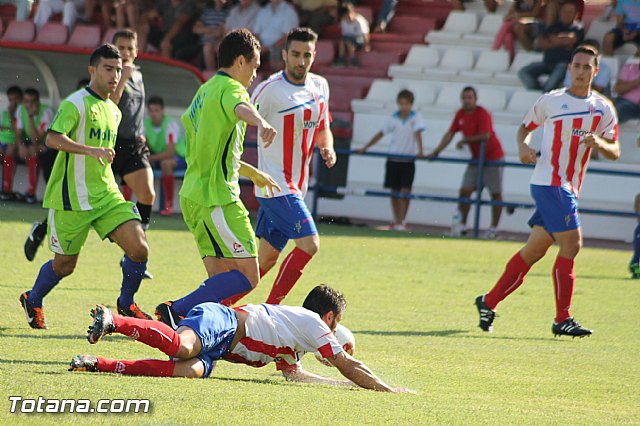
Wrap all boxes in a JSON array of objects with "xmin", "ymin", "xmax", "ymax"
[
  {"xmin": 239, "ymin": 160, "xmax": 281, "ymax": 197},
  {"xmin": 234, "ymin": 102, "xmax": 276, "ymax": 147},
  {"xmin": 281, "ymin": 364, "xmax": 355, "ymax": 387},
  {"xmin": 46, "ymin": 131, "xmax": 115, "ymax": 165},
  {"xmin": 317, "ymin": 129, "xmax": 336, "ymax": 168},
  {"xmin": 328, "ymin": 351, "xmax": 415, "ymax": 393}
]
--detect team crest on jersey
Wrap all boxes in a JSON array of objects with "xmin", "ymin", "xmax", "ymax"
[
  {"xmin": 232, "ymin": 242, "xmax": 246, "ymax": 254},
  {"xmin": 90, "ymin": 105, "xmax": 99, "ymax": 122},
  {"xmin": 588, "ymin": 105, "xmax": 596, "ymax": 115}
]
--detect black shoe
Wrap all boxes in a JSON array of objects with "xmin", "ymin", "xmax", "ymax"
[
  {"xmin": 69, "ymin": 354, "xmax": 98, "ymax": 372},
  {"xmin": 23, "ymin": 193, "xmax": 37, "ymax": 204},
  {"xmin": 155, "ymin": 301, "xmax": 184, "ymax": 330},
  {"xmin": 552, "ymin": 318, "xmax": 592, "ymax": 337},
  {"xmin": 629, "ymin": 263, "xmax": 640, "ymax": 279},
  {"xmin": 19, "ymin": 291, "xmax": 48, "ymax": 329},
  {"xmin": 119, "ymin": 256, "xmax": 153, "ymax": 280},
  {"xmin": 0, "ymin": 191, "xmax": 16, "ymax": 201},
  {"xmin": 87, "ymin": 304, "xmax": 116, "ymax": 344},
  {"xmin": 117, "ymin": 298, "xmax": 152, "ymax": 320},
  {"xmin": 24, "ymin": 221, "xmax": 47, "ymax": 261},
  {"xmin": 475, "ymin": 295, "xmax": 495, "ymax": 333}
]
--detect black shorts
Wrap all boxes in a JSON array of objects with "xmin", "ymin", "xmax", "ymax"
[
  {"xmin": 39, "ymin": 148, "xmax": 58, "ymax": 182},
  {"xmin": 384, "ymin": 160, "xmax": 415, "ymax": 191},
  {"xmin": 111, "ymin": 137, "xmax": 151, "ymax": 180}
]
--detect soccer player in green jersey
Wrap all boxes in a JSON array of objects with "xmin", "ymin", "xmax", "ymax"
[
  {"xmin": 19, "ymin": 44, "xmax": 152, "ymax": 329},
  {"xmin": 155, "ymin": 29, "xmax": 281, "ymax": 322}
]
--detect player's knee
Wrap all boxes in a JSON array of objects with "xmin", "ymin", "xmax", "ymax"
[
  {"xmin": 128, "ymin": 241, "xmax": 149, "ymax": 262},
  {"xmin": 136, "ymin": 188, "xmax": 155, "ymax": 205},
  {"xmin": 53, "ymin": 261, "xmax": 76, "ymax": 278}
]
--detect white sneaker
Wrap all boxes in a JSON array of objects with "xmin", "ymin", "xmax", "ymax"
[
  {"xmin": 485, "ymin": 228, "xmax": 498, "ymax": 240},
  {"xmin": 451, "ymin": 213, "xmax": 465, "ymax": 237},
  {"xmin": 392, "ymin": 223, "xmax": 408, "ymax": 231}
]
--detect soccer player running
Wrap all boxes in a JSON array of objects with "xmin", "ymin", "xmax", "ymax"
[
  {"xmin": 19, "ymin": 44, "xmax": 153, "ymax": 329},
  {"xmin": 475, "ymin": 45, "xmax": 620, "ymax": 337},
  {"xmin": 229, "ymin": 27, "xmax": 337, "ymax": 307},
  {"xmin": 70, "ymin": 285, "xmax": 413, "ymax": 393},
  {"xmin": 154, "ymin": 29, "xmax": 280, "ymax": 323}
]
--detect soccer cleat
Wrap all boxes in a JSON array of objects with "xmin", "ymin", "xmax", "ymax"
[
  {"xmin": 485, "ymin": 228, "xmax": 498, "ymax": 240},
  {"xmin": 24, "ymin": 221, "xmax": 47, "ymax": 261},
  {"xmin": 629, "ymin": 263, "xmax": 640, "ymax": 279},
  {"xmin": 155, "ymin": 301, "xmax": 184, "ymax": 330},
  {"xmin": 117, "ymin": 298, "xmax": 152, "ymax": 320},
  {"xmin": 23, "ymin": 192, "xmax": 37, "ymax": 204},
  {"xmin": 19, "ymin": 291, "xmax": 47, "ymax": 329},
  {"xmin": 119, "ymin": 256, "xmax": 153, "ymax": 280},
  {"xmin": 160, "ymin": 207, "xmax": 173, "ymax": 216},
  {"xmin": 475, "ymin": 295, "xmax": 496, "ymax": 332},
  {"xmin": 87, "ymin": 304, "xmax": 116, "ymax": 344},
  {"xmin": 69, "ymin": 354, "xmax": 98, "ymax": 372},
  {"xmin": 552, "ymin": 318, "xmax": 592, "ymax": 338}
]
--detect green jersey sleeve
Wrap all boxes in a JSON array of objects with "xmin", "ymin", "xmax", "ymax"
[
  {"xmin": 221, "ymin": 82, "xmax": 250, "ymax": 121},
  {"xmin": 49, "ymin": 100, "xmax": 80, "ymax": 137}
]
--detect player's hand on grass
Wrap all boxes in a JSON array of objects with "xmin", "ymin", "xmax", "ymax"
[
  {"xmin": 518, "ymin": 143, "xmax": 537, "ymax": 164},
  {"xmin": 320, "ymin": 147, "xmax": 337, "ymax": 168},
  {"xmin": 90, "ymin": 147, "xmax": 116, "ymax": 165},
  {"xmin": 258, "ymin": 120, "xmax": 277, "ymax": 148},
  {"xmin": 251, "ymin": 169, "xmax": 281, "ymax": 197}
]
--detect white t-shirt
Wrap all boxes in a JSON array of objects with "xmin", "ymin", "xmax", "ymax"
[
  {"xmin": 251, "ymin": 71, "xmax": 331, "ymax": 198},
  {"xmin": 341, "ymin": 14, "xmax": 369, "ymax": 43},
  {"xmin": 381, "ymin": 110, "xmax": 425, "ymax": 159},
  {"xmin": 225, "ymin": 304, "xmax": 343, "ymax": 371},
  {"xmin": 225, "ymin": 1, "xmax": 261, "ymax": 31},
  {"xmin": 252, "ymin": 1, "xmax": 299, "ymax": 48},
  {"xmin": 523, "ymin": 88, "xmax": 618, "ymax": 195}
]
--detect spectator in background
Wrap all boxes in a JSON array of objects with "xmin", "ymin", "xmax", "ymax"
[
  {"xmin": 544, "ymin": 0, "xmax": 584, "ymax": 27},
  {"xmin": 563, "ymin": 40, "xmax": 612, "ymax": 96},
  {"xmin": 603, "ymin": 0, "xmax": 640, "ymax": 56},
  {"xmin": 291, "ymin": 0, "xmax": 337, "ymax": 34},
  {"xmin": 335, "ymin": 2, "xmax": 369, "ymax": 67},
  {"xmin": 193, "ymin": 0, "xmax": 229, "ymax": 70},
  {"xmin": 33, "ymin": 0, "xmax": 86, "ymax": 32},
  {"xmin": 225, "ymin": 0, "xmax": 260, "ymax": 31},
  {"xmin": 427, "ymin": 87, "xmax": 505, "ymax": 240},
  {"xmin": 518, "ymin": 0, "xmax": 583, "ymax": 92},
  {"xmin": 451, "ymin": 0, "xmax": 501, "ymax": 14},
  {"xmin": 138, "ymin": 0, "xmax": 200, "ymax": 61},
  {"xmin": 144, "ymin": 96, "xmax": 185, "ymax": 216},
  {"xmin": 252, "ymin": 0, "xmax": 299, "ymax": 71},
  {"xmin": 0, "ymin": 1, "xmax": 33, "ymax": 21},
  {"xmin": 372, "ymin": 0, "xmax": 396, "ymax": 33},
  {"xmin": 357, "ymin": 90, "xmax": 425, "ymax": 232},
  {"xmin": 613, "ymin": 51, "xmax": 640, "ymax": 122},
  {"xmin": 492, "ymin": 0, "xmax": 543, "ymax": 60},
  {"xmin": 629, "ymin": 184, "xmax": 640, "ymax": 279},
  {"xmin": 0, "ymin": 86, "xmax": 22, "ymax": 202},
  {"xmin": 15, "ymin": 88, "xmax": 55, "ymax": 204}
]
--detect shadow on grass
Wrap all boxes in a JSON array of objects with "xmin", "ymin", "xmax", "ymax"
[
  {"xmin": 0, "ymin": 328, "xmax": 131, "ymax": 343},
  {"xmin": 0, "ymin": 358, "xmax": 68, "ymax": 366},
  {"xmin": 355, "ymin": 328, "xmax": 557, "ymax": 342}
]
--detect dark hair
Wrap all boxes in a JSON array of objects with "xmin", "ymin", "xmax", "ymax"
[
  {"xmin": 112, "ymin": 29, "xmax": 138, "ymax": 45},
  {"xmin": 461, "ymin": 86, "xmax": 477, "ymax": 98},
  {"xmin": 580, "ymin": 38, "xmax": 601, "ymax": 51},
  {"xmin": 24, "ymin": 88, "xmax": 40, "ymax": 100},
  {"xmin": 285, "ymin": 27, "xmax": 318, "ymax": 51},
  {"xmin": 148, "ymin": 95, "xmax": 164, "ymax": 108},
  {"xmin": 571, "ymin": 45, "xmax": 599, "ymax": 67},
  {"xmin": 302, "ymin": 285, "xmax": 347, "ymax": 318},
  {"xmin": 89, "ymin": 44, "xmax": 121, "ymax": 67},
  {"xmin": 217, "ymin": 29, "xmax": 260, "ymax": 68},
  {"xmin": 7, "ymin": 86, "xmax": 22, "ymax": 97},
  {"xmin": 397, "ymin": 89, "xmax": 414, "ymax": 104},
  {"xmin": 77, "ymin": 78, "xmax": 91, "ymax": 90}
]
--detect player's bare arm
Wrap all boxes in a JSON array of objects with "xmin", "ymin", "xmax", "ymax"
[
  {"xmin": 582, "ymin": 135, "xmax": 620, "ymax": 160},
  {"xmin": 328, "ymin": 351, "xmax": 415, "ymax": 393},
  {"xmin": 46, "ymin": 131, "xmax": 115, "ymax": 166},
  {"xmin": 280, "ymin": 363, "xmax": 354, "ymax": 387},
  {"xmin": 415, "ymin": 131, "xmax": 424, "ymax": 158},
  {"xmin": 110, "ymin": 62, "xmax": 134, "ymax": 104},
  {"xmin": 239, "ymin": 160, "xmax": 281, "ymax": 197},
  {"xmin": 234, "ymin": 102, "xmax": 277, "ymax": 147},
  {"xmin": 516, "ymin": 124, "xmax": 537, "ymax": 164},
  {"xmin": 317, "ymin": 128, "xmax": 336, "ymax": 168}
]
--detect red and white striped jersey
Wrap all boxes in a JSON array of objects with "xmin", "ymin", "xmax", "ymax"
[
  {"xmin": 251, "ymin": 71, "xmax": 331, "ymax": 198},
  {"xmin": 523, "ymin": 88, "xmax": 618, "ymax": 196},
  {"xmin": 224, "ymin": 304, "xmax": 343, "ymax": 370}
]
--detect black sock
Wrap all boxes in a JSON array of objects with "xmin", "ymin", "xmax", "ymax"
[{"xmin": 137, "ymin": 202, "xmax": 152, "ymax": 230}]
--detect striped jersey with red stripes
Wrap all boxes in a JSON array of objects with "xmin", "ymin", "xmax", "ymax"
[
  {"xmin": 223, "ymin": 303, "xmax": 343, "ymax": 370},
  {"xmin": 251, "ymin": 71, "xmax": 331, "ymax": 198},
  {"xmin": 523, "ymin": 88, "xmax": 618, "ymax": 196}
]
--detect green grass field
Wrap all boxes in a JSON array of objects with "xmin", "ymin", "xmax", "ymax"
[{"xmin": 1, "ymin": 203, "xmax": 639, "ymax": 425}]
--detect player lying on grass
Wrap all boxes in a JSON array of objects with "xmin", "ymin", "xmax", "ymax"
[{"xmin": 69, "ymin": 285, "xmax": 413, "ymax": 393}]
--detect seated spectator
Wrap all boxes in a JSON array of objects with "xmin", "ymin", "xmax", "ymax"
[
  {"xmin": 225, "ymin": 0, "xmax": 260, "ymax": 31},
  {"xmin": 335, "ymin": 2, "xmax": 369, "ymax": 67},
  {"xmin": 144, "ymin": 96, "xmax": 185, "ymax": 216},
  {"xmin": 138, "ymin": 0, "xmax": 200, "ymax": 61},
  {"xmin": 252, "ymin": 0, "xmax": 299, "ymax": 71},
  {"xmin": 544, "ymin": 0, "xmax": 584, "ymax": 27},
  {"xmin": 603, "ymin": 0, "xmax": 640, "ymax": 56},
  {"xmin": 193, "ymin": 0, "xmax": 229, "ymax": 70},
  {"xmin": 356, "ymin": 90, "xmax": 425, "ymax": 232},
  {"xmin": 0, "ymin": 1, "xmax": 33, "ymax": 21},
  {"xmin": 562, "ymin": 40, "xmax": 612, "ymax": 96},
  {"xmin": 114, "ymin": 0, "xmax": 144, "ymax": 29},
  {"xmin": 0, "ymin": 86, "xmax": 22, "ymax": 202},
  {"xmin": 15, "ymin": 88, "xmax": 55, "ymax": 204},
  {"xmin": 613, "ymin": 52, "xmax": 640, "ymax": 122},
  {"xmin": 291, "ymin": 0, "xmax": 336, "ymax": 35},
  {"xmin": 33, "ymin": 0, "xmax": 87, "ymax": 32},
  {"xmin": 492, "ymin": 0, "xmax": 543, "ymax": 59},
  {"xmin": 518, "ymin": 0, "xmax": 583, "ymax": 92}
]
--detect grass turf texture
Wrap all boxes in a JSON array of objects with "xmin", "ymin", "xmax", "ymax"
[{"xmin": 1, "ymin": 203, "xmax": 639, "ymax": 425}]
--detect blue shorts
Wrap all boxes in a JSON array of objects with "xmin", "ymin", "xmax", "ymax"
[
  {"xmin": 178, "ymin": 303, "xmax": 238, "ymax": 378},
  {"xmin": 527, "ymin": 184, "xmax": 580, "ymax": 234},
  {"xmin": 255, "ymin": 194, "xmax": 318, "ymax": 252}
]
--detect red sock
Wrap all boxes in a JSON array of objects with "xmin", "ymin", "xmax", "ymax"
[
  {"xmin": 122, "ymin": 184, "xmax": 132, "ymax": 201},
  {"xmin": 220, "ymin": 268, "xmax": 266, "ymax": 306},
  {"xmin": 266, "ymin": 247, "xmax": 313, "ymax": 304},
  {"xmin": 113, "ymin": 315, "xmax": 181, "ymax": 357},
  {"xmin": 3, "ymin": 155, "xmax": 15, "ymax": 193},
  {"xmin": 484, "ymin": 252, "xmax": 531, "ymax": 310},
  {"xmin": 27, "ymin": 156, "xmax": 39, "ymax": 195},
  {"xmin": 162, "ymin": 174, "xmax": 174, "ymax": 210},
  {"xmin": 553, "ymin": 256, "xmax": 575, "ymax": 323},
  {"xmin": 96, "ymin": 357, "xmax": 175, "ymax": 377}
]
